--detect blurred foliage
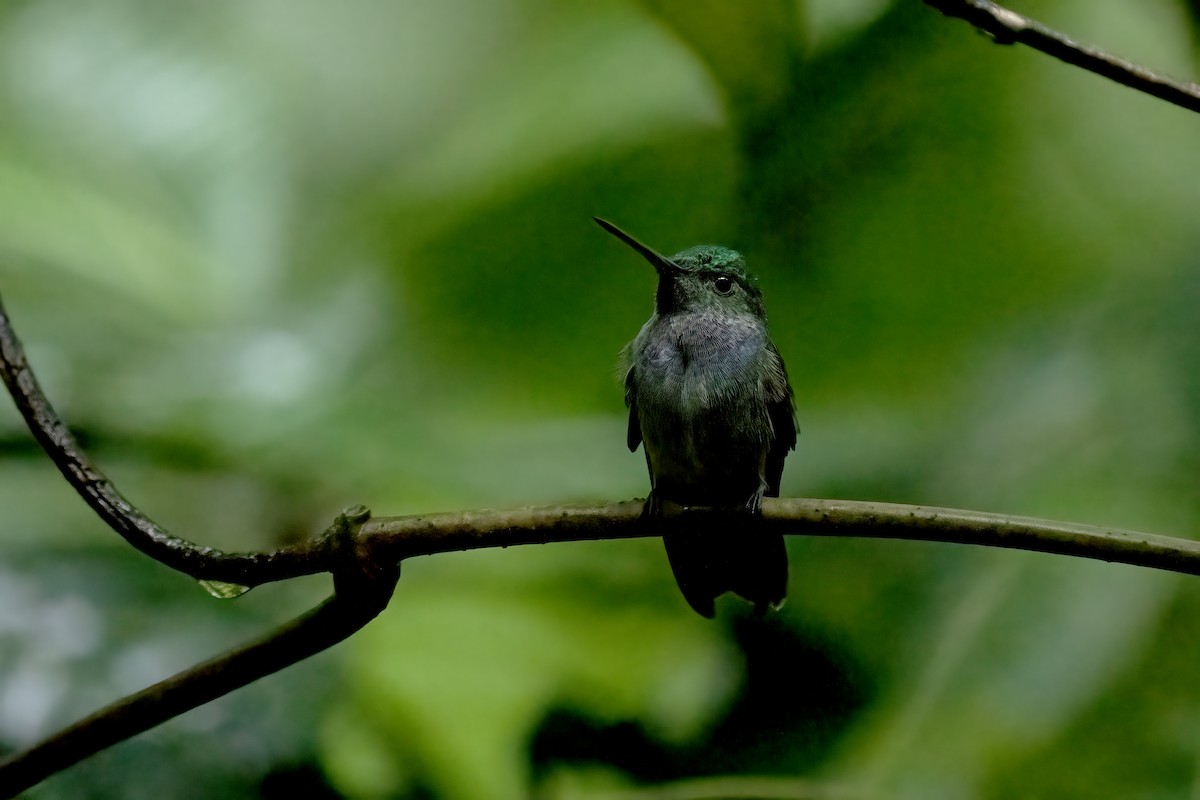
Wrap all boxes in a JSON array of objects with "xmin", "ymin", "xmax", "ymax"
[{"xmin": 2, "ymin": 0, "xmax": 1200, "ymax": 798}]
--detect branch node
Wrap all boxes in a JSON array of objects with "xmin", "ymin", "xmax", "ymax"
[{"xmin": 324, "ymin": 505, "xmax": 400, "ymax": 602}]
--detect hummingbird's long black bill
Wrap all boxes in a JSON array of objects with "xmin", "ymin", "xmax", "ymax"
[{"xmin": 594, "ymin": 217, "xmax": 683, "ymax": 276}]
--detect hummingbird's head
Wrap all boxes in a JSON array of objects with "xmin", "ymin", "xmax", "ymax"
[
  {"xmin": 594, "ymin": 217, "xmax": 767, "ymax": 319},
  {"xmin": 663, "ymin": 245, "xmax": 766, "ymax": 318}
]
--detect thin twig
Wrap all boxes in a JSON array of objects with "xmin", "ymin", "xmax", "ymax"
[{"xmin": 925, "ymin": 0, "xmax": 1200, "ymax": 114}]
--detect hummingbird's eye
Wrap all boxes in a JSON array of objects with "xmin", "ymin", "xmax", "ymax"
[{"xmin": 713, "ymin": 275, "xmax": 734, "ymax": 295}]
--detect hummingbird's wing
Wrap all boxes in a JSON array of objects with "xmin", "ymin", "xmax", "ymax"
[
  {"xmin": 624, "ymin": 367, "xmax": 643, "ymax": 453},
  {"xmin": 763, "ymin": 347, "xmax": 797, "ymax": 498}
]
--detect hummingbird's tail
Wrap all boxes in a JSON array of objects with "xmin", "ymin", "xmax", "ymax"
[{"xmin": 663, "ymin": 521, "xmax": 788, "ymax": 618}]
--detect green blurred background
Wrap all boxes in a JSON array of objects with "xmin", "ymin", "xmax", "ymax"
[{"xmin": 2, "ymin": 0, "xmax": 1200, "ymax": 797}]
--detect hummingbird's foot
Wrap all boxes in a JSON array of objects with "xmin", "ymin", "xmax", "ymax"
[
  {"xmin": 743, "ymin": 489, "xmax": 766, "ymax": 515},
  {"xmin": 643, "ymin": 491, "xmax": 663, "ymax": 518}
]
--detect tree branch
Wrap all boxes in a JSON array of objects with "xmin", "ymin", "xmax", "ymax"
[
  {"xmin": 0, "ymin": 570, "xmax": 396, "ymax": 799},
  {"xmin": 0, "ymin": 294, "xmax": 328, "ymax": 588},
  {"xmin": 355, "ymin": 498, "xmax": 1200, "ymax": 577},
  {"xmin": 924, "ymin": 0, "xmax": 1200, "ymax": 114}
]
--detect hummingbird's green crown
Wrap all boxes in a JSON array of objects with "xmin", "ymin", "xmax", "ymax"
[
  {"xmin": 671, "ymin": 245, "xmax": 745, "ymax": 273},
  {"xmin": 670, "ymin": 245, "xmax": 756, "ymax": 285}
]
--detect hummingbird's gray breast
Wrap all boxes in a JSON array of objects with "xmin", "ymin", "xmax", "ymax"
[{"xmin": 631, "ymin": 311, "xmax": 776, "ymax": 506}]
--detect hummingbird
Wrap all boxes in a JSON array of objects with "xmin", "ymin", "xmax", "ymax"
[{"xmin": 596, "ymin": 217, "xmax": 796, "ymax": 618}]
